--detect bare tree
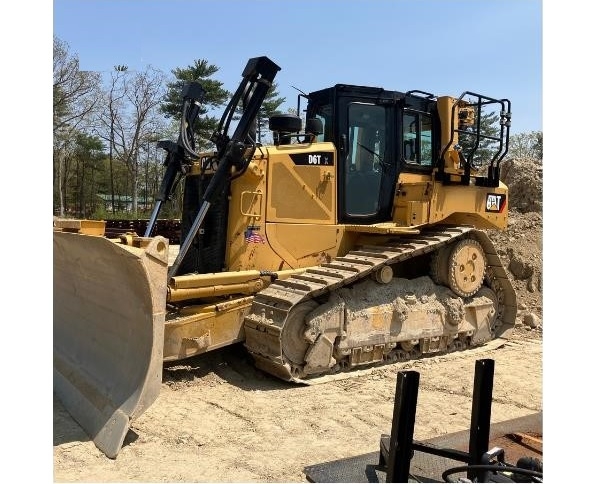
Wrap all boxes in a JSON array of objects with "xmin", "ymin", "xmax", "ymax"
[
  {"xmin": 53, "ymin": 36, "xmax": 101, "ymax": 216},
  {"xmin": 509, "ymin": 131, "xmax": 543, "ymax": 160},
  {"xmin": 96, "ymin": 65, "xmax": 129, "ymax": 214},
  {"xmin": 96, "ymin": 66, "xmax": 167, "ymax": 216}
]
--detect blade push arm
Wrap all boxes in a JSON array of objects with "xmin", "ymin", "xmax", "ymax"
[{"xmin": 168, "ymin": 56, "xmax": 280, "ymax": 278}]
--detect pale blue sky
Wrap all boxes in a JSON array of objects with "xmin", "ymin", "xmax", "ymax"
[{"xmin": 53, "ymin": 0, "xmax": 542, "ymax": 134}]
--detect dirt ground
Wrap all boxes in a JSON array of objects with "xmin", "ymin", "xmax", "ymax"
[
  {"xmin": 53, "ymin": 158, "xmax": 544, "ymax": 482},
  {"xmin": 53, "ymin": 336, "xmax": 542, "ymax": 482}
]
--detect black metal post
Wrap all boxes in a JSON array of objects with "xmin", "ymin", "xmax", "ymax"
[
  {"xmin": 468, "ymin": 358, "xmax": 495, "ymax": 482},
  {"xmin": 386, "ymin": 370, "xmax": 420, "ymax": 483}
]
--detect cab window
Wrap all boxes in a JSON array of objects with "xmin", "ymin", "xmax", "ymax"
[
  {"xmin": 345, "ymin": 102, "xmax": 386, "ymax": 216},
  {"xmin": 402, "ymin": 111, "xmax": 433, "ymax": 167},
  {"xmin": 313, "ymin": 103, "xmax": 333, "ymax": 143}
]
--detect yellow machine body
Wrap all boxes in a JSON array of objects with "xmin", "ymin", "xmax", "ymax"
[{"xmin": 53, "ymin": 57, "xmax": 515, "ymax": 458}]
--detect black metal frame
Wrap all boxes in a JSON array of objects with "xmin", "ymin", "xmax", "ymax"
[
  {"xmin": 378, "ymin": 359, "xmax": 496, "ymax": 482},
  {"xmin": 437, "ymin": 92, "xmax": 511, "ymax": 188}
]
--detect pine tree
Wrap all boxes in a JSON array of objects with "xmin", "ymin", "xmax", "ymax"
[
  {"xmin": 160, "ymin": 60, "xmax": 230, "ymax": 150},
  {"xmin": 458, "ymin": 111, "xmax": 502, "ymax": 168}
]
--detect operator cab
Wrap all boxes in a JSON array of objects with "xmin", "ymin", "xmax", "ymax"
[{"xmin": 305, "ymin": 85, "xmax": 439, "ymax": 224}]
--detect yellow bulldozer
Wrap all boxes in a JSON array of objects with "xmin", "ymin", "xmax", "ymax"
[{"xmin": 53, "ymin": 56, "xmax": 516, "ymax": 458}]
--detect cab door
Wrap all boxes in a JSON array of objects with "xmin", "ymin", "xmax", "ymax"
[{"xmin": 337, "ymin": 99, "xmax": 396, "ymax": 224}]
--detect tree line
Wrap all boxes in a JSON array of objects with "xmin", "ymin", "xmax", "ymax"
[
  {"xmin": 53, "ymin": 36, "xmax": 286, "ymax": 219},
  {"xmin": 53, "ymin": 36, "xmax": 542, "ymax": 221}
]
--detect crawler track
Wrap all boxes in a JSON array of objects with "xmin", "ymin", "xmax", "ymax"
[{"xmin": 244, "ymin": 226, "xmax": 517, "ymax": 382}]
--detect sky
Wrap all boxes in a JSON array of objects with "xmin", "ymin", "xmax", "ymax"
[
  {"xmin": 51, "ymin": 0, "xmax": 543, "ymax": 134},
  {"xmin": 2, "ymin": 1, "xmax": 599, "ymax": 481}
]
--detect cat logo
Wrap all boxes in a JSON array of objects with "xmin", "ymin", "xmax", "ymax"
[{"xmin": 485, "ymin": 193, "xmax": 506, "ymax": 213}]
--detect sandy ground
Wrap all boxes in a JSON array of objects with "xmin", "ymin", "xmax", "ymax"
[{"xmin": 53, "ymin": 330, "xmax": 542, "ymax": 483}]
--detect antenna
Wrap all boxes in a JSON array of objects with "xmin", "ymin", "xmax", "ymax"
[{"xmin": 291, "ymin": 85, "xmax": 308, "ymax": 97}]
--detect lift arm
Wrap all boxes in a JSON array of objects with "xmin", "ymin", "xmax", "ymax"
[{"xmin": 168, "ymin": 56, "xmax": 280, "ymax": 278}]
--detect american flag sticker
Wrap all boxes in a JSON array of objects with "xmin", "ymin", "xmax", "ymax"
[{"xmin": 244, "ymin": 226, "xmax": 265, "ymax": 244}]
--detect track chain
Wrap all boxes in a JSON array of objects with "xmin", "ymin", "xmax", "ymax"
[{"xmin": 243, "ymin": 226, "xmax": 516, "ymax": 382}]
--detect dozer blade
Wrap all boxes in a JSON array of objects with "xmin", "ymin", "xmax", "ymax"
[{"xmin": 53, "ymin": 231, "xmax": 168, "ymax": 458}]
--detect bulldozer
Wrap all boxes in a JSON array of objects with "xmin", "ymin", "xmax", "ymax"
[{"xmin": 53, "ymin": 56, "xmax": 516, "ymax": 458}]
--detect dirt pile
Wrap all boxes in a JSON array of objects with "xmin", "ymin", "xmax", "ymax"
[
  {"xmin": 500, "ymin": 156, "xmax": 543, "ymax": 213},
  {"xmin": 487, "ymin": 156, "xmax": 543, "ymax": 336}
]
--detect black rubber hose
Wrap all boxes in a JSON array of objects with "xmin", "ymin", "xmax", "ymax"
[{"xmin": 442, "ymin": 464, "xmax": 543, "ymax": 483}]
